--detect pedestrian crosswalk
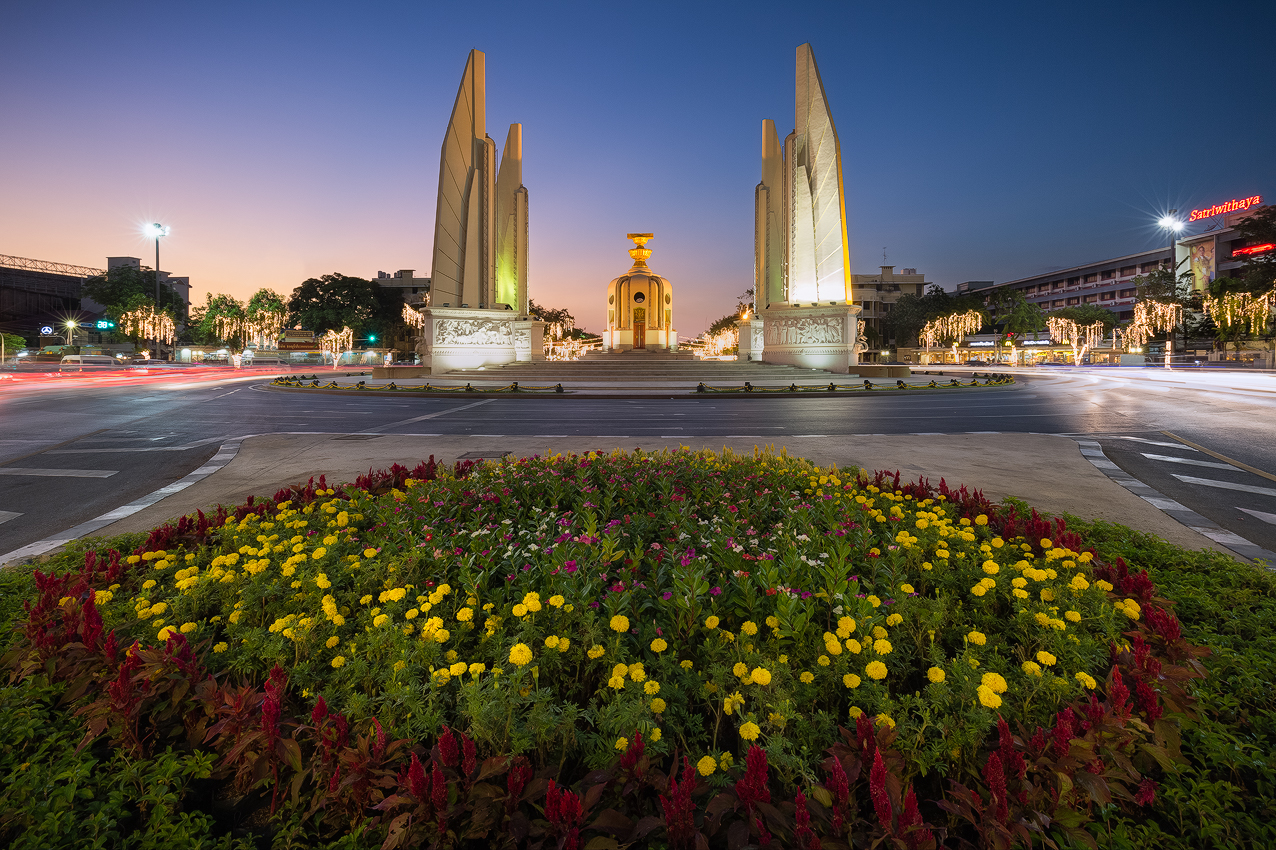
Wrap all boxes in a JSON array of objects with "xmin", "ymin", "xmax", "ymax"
[{"xmin": 1079, "ymin": 433, "xmax": 1276, "ymax": 564}]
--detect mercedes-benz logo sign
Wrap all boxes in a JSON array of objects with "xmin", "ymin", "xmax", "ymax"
[{"xmin": 40, "ymin": 326, "xmax": 53, "ymax": 335}]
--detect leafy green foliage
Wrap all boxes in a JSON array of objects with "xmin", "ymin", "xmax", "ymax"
[
  {"xmin": 286, "ymin": 273, "xmax": 404, "ymax": 340},
  {"xmin": 82, "ymin": 265, "xmax": 185, "ymax": 330}
]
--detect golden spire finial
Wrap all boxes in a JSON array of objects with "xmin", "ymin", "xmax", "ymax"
[{"xmin": 626, "ymin": 232, "xmax": 654, "ymax": 269}]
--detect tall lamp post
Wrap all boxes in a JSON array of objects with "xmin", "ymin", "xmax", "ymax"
[
  {"xmin": 1157, "ymin": 211, "xmax": 1185, "ymax": 367},
  {"xmin": 144, "ymin": 223, "xmax": 169, "ymax": 359}
]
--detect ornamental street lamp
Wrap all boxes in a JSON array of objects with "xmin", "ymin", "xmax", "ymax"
[
  {"xmin": 144, "ymin": 223, "xmax": 170, "ymax": 359},
  {"xmin": 1157, "ymin": 211, "xmax": 1184, "ymax": 366}
]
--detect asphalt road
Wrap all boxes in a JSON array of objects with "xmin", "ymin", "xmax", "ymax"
[{"xmin": 2, "ymin": 367, "xmax": 1275, "ymax": 559}]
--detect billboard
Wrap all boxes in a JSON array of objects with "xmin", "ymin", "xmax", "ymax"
[{"xmin": 1189, "ymin": 238, "xmax": 1215, "ymax": 293}]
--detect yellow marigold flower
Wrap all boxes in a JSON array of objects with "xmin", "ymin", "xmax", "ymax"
[
  {"xmin": 927, "ymin": 667, "xmax": 946, "ymax": 684},
  {"xmin": 509, "ymin": 643, "xmax": 532, "ymax": 666},
  {"xmin": 824, "ymin": 638, "xmax": 843, "ymax": 656},
  {"xmin": 1040, "ymin": 539, "xmax": 1053, "ymax": 549},
  {"xmin": 799, "ymin": 671, "xmax": 815, "ymax": 684},
  {"xmin": 1075, "ymin": 671, "xmax": 1097, "ymax": 689},
  {"xmin": 608, "ymin": 676, "xmax": 626, "ymax": 690},
  {"xmin": 546, "ymin": 594, "xmax": 565, "ymax": 608},
  {"xmin": 544, "ymin": 635, "xmax": 560, "ymax": 649},
  {"xmin": 817, "ymin": 655, "xmax": 830, "ymax": 666},
  {"xmin": 331, "ymin": 656, "xmax": 345, "ymax": 668},
  {"xmin": 651, "ymin": 637, "xmax": 668, "ymax": 653},
  {"xmin": 704, "ymin": 615, "xmax": 719, "ymax": 629},
  {"xmin": 628, "ymin": 664, "xmax": 646, "ymax": 682},
  {"xmin": 975, "ymin": 514, "xmax": 988, "ymax": 526},
  {"xmin": 971, "ymin": 584, "xmax": 988, "ymax": 597},
  {"xmin": 650, "ymin": 727, "xmax": 662, "ymax": 742},
  {"xmin": 512, "ymin": 603, "xmax": 528, "ymax": 617},
  {"xmin": 697, "ymin": 756, "xmax": 717, "ymax": 776},
  {"xmin": 449, "ymin": 661, "xmax": 467, "ymax": 676},
  {"xmin": 469, "ymin": 662, "xmax": 486, "ymax": 676},
  {"xmin": 644, "ymin": 680, "xmax": 661, "ymax": 695},
  {"xmin": 651, "ymin": 697, "xmax": 666, "ymax": 713},
  {"xmin": 324, "ymin": 635, "xmax": 340, "ymax": 649},
  {"xmin": 886, "ymin": 613, "xmax": 903, "ymax": 627},
  {"xmin": 610, "ymin": 614, "xmax": 630, "ymax": 632},
  {"xmin": 557, "ymin": 638, "xmax": 570, "ymax": 652},
  {"xmin": 213, "ymin": 642, "xmax": 228, "ymax": 653},
  {"xmin": 848, "ymin": 705, "xmax": 864, "ymax": 719},
  {"xmin": 311, "ymin": 548, "xmax": 327, "ymax": 560},
  {"xmin": 433, "ymin": 629, "xmax": 450, "ymax": 643},
  {"xmin": 867, "ymin": 595, "xmax": 881, "ymax": 608},
  {"xmin": 1022, "ymin": 660, "xmax": 1042, "ymax": 676},
  {"xmin": 177, "ymin": 621, "xmax": 197, "ymax": 634},
  {"xmin": 873, "ymin": 639, "xmax": 893, "ymax": 656},
  {"xmin": 740, "ymin": 621, "xmax": 759, "ymax": 636},
  {"xmin": 977, "ymin": 684, "xmax": 1002, "ymax": 708},
  {"xmin": 1095, "ymin": 579, "xmax": 1114, "ymax": 592},
  {"xmin": 967, "ymin": 630, "xmax": 987, "ymax": 646},
  {"xmin": 523, "ymin": 594, "xmax": 542, "ymax": 613},
  {"xmin": 865, "ymin": 661, "xmax": 888, "ymax": 680},
  {"xmin": 733, "ymin": 662, "xmax": 749, "ymax": 678},
  {"xmin": 150, "ymin": 602, "xmax": 168, "ymax": 616},
  {"xmin": 363, "ymin": 548, "xmax": 378, "ymax": 558},
  {"xmin": 373, "ymin": 614, "xmax": 389, "ymax": 628},
  {"xmin": 612, "ymin": 663, "xmax": 629, "ymax": 678},
  {"xmin": 981, "ymin": 672, "xmax": 1008, "ymax": 694},
  {"xmin": 765, "ymin": 616, "xmax": 779, "ymax": 628},
  {"xmin": 982, "ymin": 561, "xmax": 999, "ymax": 575},
  {"xmin": 723, "ymin": 692, "xmax": 745, "ymax": 715},
  {"xmin": 871, "ymin": 626, "xmax": 888, "ymax": 640},
  {"xmin": 876, "ymin": 713, "xmax": 897, "ymax": 729},
  {"xmin": 1036, "ymin": 651, "xmax": 1057, "ymax": 666},
  {"xmin": 157, "ymin": 625, "xmax": 177, "ymax": 641},
  {"xmin": 750, "ymin": 667, "xmax": 772, "ymax": 686},
  {"xmin": 836, "ymin": 616, "xmax": 856, "ymax": 638},
  {"xmin": 1065, "ymin": 610, "xmax": 1082, "ymax": 622},
  {"xmin": 588, "ymin": 645, "xmax": 605, "ymax": 659},
  {"xmin": 838, "ymin": 638, "xmax": 857, "ymax": 655},
  {"xmin": 739, "ymin": 721, "xmax": 761, "ymax": 741},
  {"xmin": 614, "ymin": 737, "xmax": 629, "ymax": 751},
  {"xmin": 454, "ymin": 606, "xmax": 473, "ymax": 623},
  {"xmin": 843, "ymin": 673, "xmax": 861, "ymax": 688},
  {"xmin": 680, "ymin": 659, "xmax": 694, "ymax": 669}
]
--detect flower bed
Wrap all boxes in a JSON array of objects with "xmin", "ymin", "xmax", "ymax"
[{"xmin": 2, "ymin": 449, "xmax": 1213, "ymax": 848}]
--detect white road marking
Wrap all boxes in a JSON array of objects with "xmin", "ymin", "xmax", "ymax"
[
  {"xmin": 358, "ymin": 399, "xmax": 495, "ymax": 433},
  {"xmin": 1238, "ymin": 507, "xmax": 1276, "ymax": 525},
  {"xmin": 0, "ymin": 511, "xmax": 22, "ymax": 525},
  {"xmin": 0, "ymin": 468, "xmax": 117, "ymax": 478},
  {"xmin": 1171, "ymin": 474, "xmax": 1276, "ymax": 499},
  {"xmin": 1113, "ymin": 436, "xmax": 1199, "ymax": 450},
  {"xmin": 1141, "ymin": 453, "xmax": 1235, "ymax": 470},
  {"xmin": 46, "ymin": 436, "xmax": 228, "ymax": 454}
]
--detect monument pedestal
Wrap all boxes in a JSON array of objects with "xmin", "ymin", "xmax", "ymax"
[
  {"xmin": 759, "ymin": 303, "xmax": 862, "ymax": 373},
  {"xmin": 418, "ymin": 307, "xmax": 544, "ymax": 374},
  {"xmin": 736, "ymin": 318, "xmax": 764, "ymax": 361}
]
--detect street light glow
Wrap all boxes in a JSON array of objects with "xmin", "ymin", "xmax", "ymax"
[
  {"xmin": 143, "ymin": 222, "xmax": 170, "ymax": 239},
  {"xmin": 1157, "ymin": 215, "xmax": 1183, "ymax": 232}
]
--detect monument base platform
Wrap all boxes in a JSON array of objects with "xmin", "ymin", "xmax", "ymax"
[
  {"xmin": 417, "ymin": 307, "xmax": 545, "ymax": 374},
  {"xmin": 757, "ymin": 303, "xmax": 863, "ymax": 374},
  {"xmin": 583, "ymin": 349, "xmax": 694, "ymax": 362}
]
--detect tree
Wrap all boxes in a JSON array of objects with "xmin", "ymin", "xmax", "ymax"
[
  {"xmin": 988, "ymin": 289, "xmax": 1046, "ymax": 360},
  {"xmin": 189, "ymin": 293, "xmax": 246, "ymax": 347},
  {"xmin": 1231, "ymin": 204, "xmax": 1276, "ymax": 288},
  {"xmin": 528, "ymin": 299, "xmax": 576, "ymax": 340},
  {"xmin": 82, "ymin": 264, "xmax": 185, "ymax": 325},
  {"xmin": 245, "ymin": 289, "xmax": 287, "ymax": 347},
  {"xmin": 1049, "ymin": 304, "xmax": 1118, "ymax": 331},
  {"xmin": 1133, "ymin": 268, "xmax": 1192, "ymax": 353},
  {"xmin": 2, "ymin": 331, "xmax": 27, "ymax": 360},
  {"xmin": 287, "ymin": 274, "xmax": 404, "ymax": 342}
]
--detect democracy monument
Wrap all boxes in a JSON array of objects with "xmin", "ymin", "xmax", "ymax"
[{"xmin": 410, "ymin": 43, "xmax": 861, "ymax": 375}]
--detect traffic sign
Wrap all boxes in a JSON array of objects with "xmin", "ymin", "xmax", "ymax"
[
  {"xmin": 96, "ymin": 320, "xmax": 116, "ymax": 330},
  {"xmin": 40, "ymin": 326, "xmax": 53, "ymax": 335}
]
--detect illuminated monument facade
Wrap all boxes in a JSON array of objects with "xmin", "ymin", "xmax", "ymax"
[
  {"xmin": 601, "ymin": 234, "xmax": 679, "ymax": 352},
  {"xmin": 417, "ymin": 49, "xmax": 543, "ymax": 372},
  {"xmin": 740, "ymin": 43, "xmax": 862, "ymax": 372}
]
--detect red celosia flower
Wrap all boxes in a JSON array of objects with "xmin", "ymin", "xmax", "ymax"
[
  {"xmin": 659, "ymin": 756, "xmax": 697, "ymax": 849},
  {"xmin": 439, "ymin": 725, "xmax": 459, "ymax": 767},
  {"xmin": 826, "ymin": 755, "xmax": 850, "ymax": 833},
  {"xmin": 997, "ymin": 716, "xmax": 1026, "ymax": 780},
  {"xmin": 431, "ymin": 762, "xmax": 447, "ymax": 812},
  {"xmin": 619, "ymin": 731, "xmax": 645, "ymax": 774},
  {"xmin": 1135, "ymin": 777, "xmax": 1157, "ymax": 806},
  {"xmin": 793, "ymin": 791, "xmax": 821, "ymax": 850},
  {"xmin": 899, "ymin": 786, "xmax": 935, "ymax": 850},
  {"xmin": 1109, "ymin": 668, "xmax": 1131, "ymax": 720},
  {"xmin": 1053, "ymin": 708, "xmax": 1075, "ymax": 758},
  {"xmin": 408, "ymin": 752, "xmax": 427, "ymax": 801},
  {"xmin": 734, "ymin": 745, "xmax": 771, "ymax": 810},
  {"xmin": 462, "ymin": 734, "xmax": 476, "ymax": 780},
  {"xmin": 982, "ymin": 752, "xmax": 1009, "ymax": 823},
  {"xmin": 870, "ymin": 747, "xmax": 893, "ymax": 829},
  {"xmin": 311, "ymin": 695, "xmax": 328, "ymax": 725}
]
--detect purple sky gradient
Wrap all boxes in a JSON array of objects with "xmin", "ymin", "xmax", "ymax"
[{"xmin": 3, "ymin": 1, "xmax": 1272, "ymax": 337}]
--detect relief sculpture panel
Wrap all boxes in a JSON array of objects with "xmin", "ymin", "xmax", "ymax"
[
  {"xmin": 434, "ymin": 318, "xmax": 514, "ymax": 346},
  {"xmin": 763, "ymin": 315, "xmax": 845, "ymax": 347}
]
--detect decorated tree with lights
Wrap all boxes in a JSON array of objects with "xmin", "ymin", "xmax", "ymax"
[
  {"xmin": 319, "ymin": 327, "xmax": 354, "ymax": 367},
  {"xmin": 190, "ymin": 293, "xmax": 247, "ymax": 349},
  {"xmin": 244, "ymin": 289, "xmax": 287, "ymax": 349},
  {"xmin": 920, "ymin": 309, "xmax": 985, "ymax": 363},
  {"xmin": 1202, "ymin": 277, "xmax": 1276, "ymax": 359}
]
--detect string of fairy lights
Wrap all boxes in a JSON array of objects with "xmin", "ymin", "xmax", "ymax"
[
  {"xmin": 1046, "ymin": 316, "xmax": 1106, "ymax": 364},
  {"xmin": 920, "ymin": 310, "xmax": 982, "ymax": 349},
  {"xmin": 1202, "ymin": 287, "xmax": 1276, "ymax": 335},
  {"xmin": 119, "ymin": 306, "xmax": 175, "ymax": 345},
  {"xmin": 319, "ymin": 327, "xmax": 354, "ymax": 365},
  {"xmin": 1121, "ymin": 301, "xmax": 1183, "ymax": 348}
]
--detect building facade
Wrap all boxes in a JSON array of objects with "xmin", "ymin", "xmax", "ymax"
[{"xmin": 851, "ymin": 265, "xmax": 929, "ymax": 357}]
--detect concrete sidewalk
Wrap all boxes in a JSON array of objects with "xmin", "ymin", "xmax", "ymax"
[{"xmin": 88, "ymin": 432, "xmax": 1218, "ymax": 553}]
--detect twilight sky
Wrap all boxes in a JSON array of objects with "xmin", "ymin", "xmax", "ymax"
[{"xmin": 3, "ymin": 1, "xmax": 1273, "ymax": 337}]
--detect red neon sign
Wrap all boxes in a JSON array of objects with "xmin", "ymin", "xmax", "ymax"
[
  {"xmin": 1189, "ymin": 195, "xmax": 1262, "ymax": 221},
  {"xmin": 1233, "ymin": 243, "xmax": 1275, "ymax": 257}
]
